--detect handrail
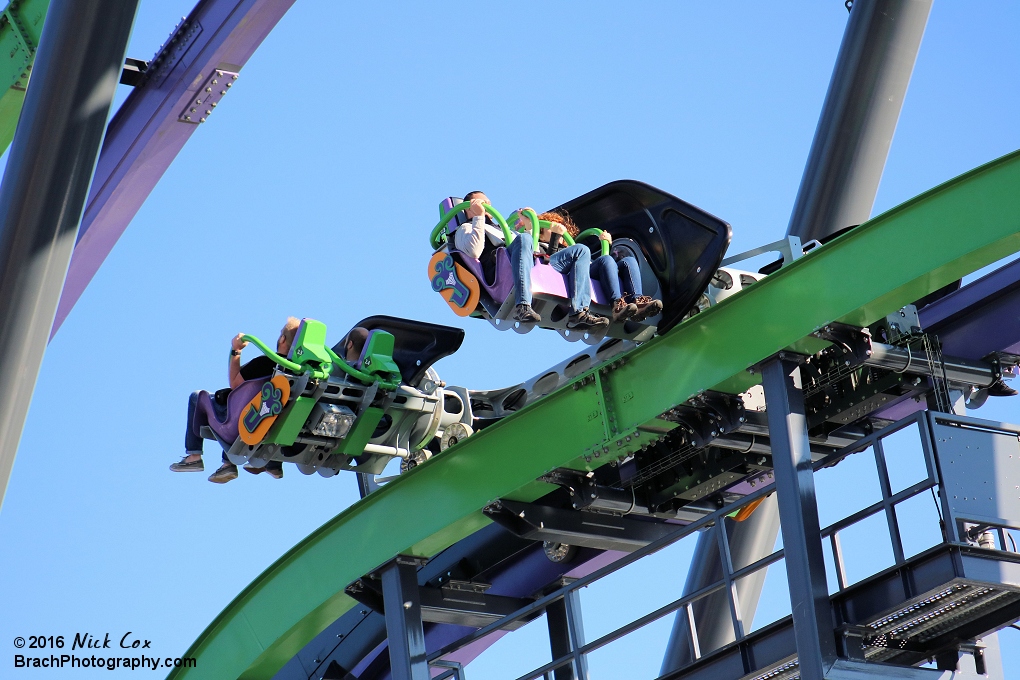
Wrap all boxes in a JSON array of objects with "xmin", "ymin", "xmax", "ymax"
[
  {"xmin": 516, "ymin": 207, "xmax": 541, "ymax": 248},
  {"xmin": 430, "ymin": 202, "xmax": 513, "ymax": 250},
  {"xmin": 575, "ymin": 227, "xmax": 611, "ymax": 257},
  {"xmin": 324, "ymin": 346, "xmax": 399, "ymax": 390},
  {"xmin": 556, "ymin": 227, "xmax": 610, "ymax": 256},
  {"xmin": 241, "ymin": 334, "xmax": 399, "ymax": 388},
  {"xmin": 240, "ymin": 334, "xmax": 311, "ymax": 375}
]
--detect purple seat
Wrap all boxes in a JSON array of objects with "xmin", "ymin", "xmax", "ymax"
[
  {"xmin": 192, "ymin": 379, "xmax": 266, "ymax": 444},
  {"xmin": 439, "ymin": 197, "xmax": 515, "ymax": 305},
  {"xmin": 531, "ymin": 261, "xmax": 609, "ymax": 306},
  {"xmin": 438, "ymin": 196, "xmax": 606, "ymax": 309},
  {"xmin": 452, "ymin": 248, "xmax": 514, "ymax": 304}
]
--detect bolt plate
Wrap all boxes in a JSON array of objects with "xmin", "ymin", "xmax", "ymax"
[{"xmin": 179, "ymin": 69, "xmax": 237, "ymax": 124}]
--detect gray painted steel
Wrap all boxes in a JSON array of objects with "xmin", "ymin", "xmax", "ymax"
[
  {"xmin": 546, "ymin": 590, "xmax": 588, "ymax": 680},
  {"xmin": 664, "ymin": 3, "xmax": 934, "ymax": 670},
  {"xmin": 381, "ymin": 558, "xmax": 429, "ymax": 680},
  {"xmin": 786, "ymin": 0, "xmax": 933, "ymax": 242},
  {"xmin": 0, "ymin": 0, "xmax": 139, "ymax": 511},
  {"xmin": 762, "ymin": 358, "xmax": 836, "ymax": 680},
  {"xmin": 659, "ymin": 496, "xmax": 781, "ymax": 671}
]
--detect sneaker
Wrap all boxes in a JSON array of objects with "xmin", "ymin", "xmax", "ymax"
[
  {"xmin": 513, "ymin": 303, "xmax": 541, "ymax": 323},
  {"xmin": 988, "ymin": 378, "xmax": 1018, "ymax": 397},
  {"xmin": 244, "ymin": 461, "xmax": 284, "ymax": 478},
  {"xmin": 630, "ymin": 295, "xmax": 663, "ymax": 322},
  {"xmin": 208, "ymin": 462, "xmax": 238, "ymax": 484},
  {"xmin": 169, "ymin": 454, "xmax": 204, "ymax": 473},
  {"xmin": 611, "ymin": 298, "xmax": 638, "ymax": 323},
  {"xmin": 566, "ymin": 308, "xmax": 610, "ymax": 332}
]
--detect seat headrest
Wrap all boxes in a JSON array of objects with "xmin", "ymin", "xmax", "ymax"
[
  {"xmin": 440, "ymin": 197, "xmax": 469, "ymax": 234},
  {"xmin": 357, "ymin": 330, "xmax": 401, "ymax": 381},
  {"xmin": 288, "ymin": 318, "xmax": 331, "ymax": 370}
]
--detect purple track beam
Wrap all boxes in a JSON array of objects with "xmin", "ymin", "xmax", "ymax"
[
  {"xmin": 50, "ymin": 0, "xmax": 296, "ymax": 338},
  {"xmin": 919, "ymin": 258, "xmax": 1020, "ymax": 359}
]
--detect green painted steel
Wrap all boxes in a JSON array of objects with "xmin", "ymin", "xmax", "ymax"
[
  {"xmin": 240, "ymin": 334, "xmax": 309, "ymax": 375},
  {"xmin": 170, "ymin": 151, "xmax": 1020, "ymax": 680},
  {"xmin": 337, "ymin": 406, "xmax": 384, "ymax": 456},
  {"xmin": 242, "ymin": 325, "xmax": 399, "ymax": 389},
  {"xmin": 431, "ymin": 201, "xmax": 513, "ymax": 249},
  {"xmin": 569, "ymin": 227, "xmax": 611, "ymax": 257},
  {"xmin": 0, "ymin": 0, "xmax": 48, "ymax": 153},
  {"xmin": 324, "ymin": 345, "xmax": 398, "ymax": 389}
]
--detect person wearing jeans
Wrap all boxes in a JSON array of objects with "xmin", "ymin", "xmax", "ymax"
[
  {"xmin": 171, "ymin": 318, "xmax": 302, "ymax": 483},
  {"xmin": 510, "ymin": 209, "xmax": 608, "ymax": 331},
  {"xmin": 456, "ymin": 193, "xmax": 609, "ymax": 332},
  {"xmin": 589, "ymin": 250, "xmax": 663, "ymax": 322}
]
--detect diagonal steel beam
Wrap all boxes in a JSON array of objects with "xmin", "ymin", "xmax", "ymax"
[
  {"xmin": 0, "ymin": 0, "xmax": 138, "ymax": 510},
  {"xmin": 787, "ymin": 0, "xmax": 933, "ymax": 242},
  {"xmin": 50, "ymin": 0, "xmax": 296, "ymax": 337}
]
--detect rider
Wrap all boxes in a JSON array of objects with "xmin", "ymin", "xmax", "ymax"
[
  {"xmin": 170, "ymin": 318, "xmax": 301, "ymax": 483},
  {"xmin": 454, "ymin": 191, "xmax": 609, "ymax": 331},
  {"xmin": 540, "ymin": 211, "xmax": 662, "ymax": 323}
]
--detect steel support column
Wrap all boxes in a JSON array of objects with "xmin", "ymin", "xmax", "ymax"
[
  {"xmin": 380, "ymin": 556, "xmax": 429, "ymax": 680},
  {"xmin": 787, "ymin": 0, "xmax": 933, "ymax": 242},
  {"xmin": 762, "ymin": 358, "xmax": 836, "ymax": 679},
  {"xmin": 662, "ymin": 4, "xmax": 932, "ymax": 673},
  {"xmin": 546, "ymin": 590, "xmax": 588, "ymax": 680},
  {"xmin": 0, "ymin": 0, "xmax": 139, "ymax": 510},
  {"xmin": 660, "ymin": 496, "xmax": 781, "ymax": 671}
]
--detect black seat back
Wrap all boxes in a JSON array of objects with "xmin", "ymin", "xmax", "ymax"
[
  {"xmin": 554, "ymin": 180, "xmax": 732, "ymax": 333},
  {"xmin": 335, "ymin": 316, "xmax": 465, "ymax": 387}
]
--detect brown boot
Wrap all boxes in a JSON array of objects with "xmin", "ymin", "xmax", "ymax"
[
  {"xmin": 611, "ymin": 298, "xmax": 638, "ymax": 323},
  {"xmin": 631, "ymin": 295, "xmax": 663, "ymax": 322}
]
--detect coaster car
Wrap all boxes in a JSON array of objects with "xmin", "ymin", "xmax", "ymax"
[
  {"xmin": 193, "ymin": 316, "xmax": 470, "ymax": 477},
  {"xmin": 427, "ymin": 180, "xmax": 733, "ymax": 343}
]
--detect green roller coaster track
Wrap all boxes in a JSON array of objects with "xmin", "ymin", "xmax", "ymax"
[
  {"xmin": 0, "ymin": 0, "xmax": 48, "ymax": 154},
  {"xmin": 171, "ymin": 150, "xmax": 1020, "ymax": 679}
]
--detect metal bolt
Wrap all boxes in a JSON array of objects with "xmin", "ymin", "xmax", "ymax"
[
  {"xmin": 206, "ymin": 86, "xmax": 212, "ymax": 92},
  {"xmin": 403, "ymin": 601, "xmax": 412, "ymax": 609},
  {"xmin": 199, "ymin": 117, "xmax": 206, "ymax": 123}
]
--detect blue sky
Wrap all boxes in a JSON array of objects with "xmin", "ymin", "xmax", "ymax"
[{"xmin": 1, "ymin": 1, "xmax": 1018, "ymax": 678}]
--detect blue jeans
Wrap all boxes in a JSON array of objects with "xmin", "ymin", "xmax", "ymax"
[
  {"xmin": 509, "ymin": 237, "xmax": 593, "ymax": 313},
  {"xmin": 590, "ymin": 254, "xmax": 643, "ymax": 302},
  {"xmin": 508, "ymin": 234, "xmax": 534, "ymax": 306},
  {"xmin": 186, "ymin": 390, "xmax": 228, "ymax": 463}
]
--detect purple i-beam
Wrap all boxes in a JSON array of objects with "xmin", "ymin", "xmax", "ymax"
[{"xmin": 50, "ymin": 0, "xmax": 296, "ymax": 337}]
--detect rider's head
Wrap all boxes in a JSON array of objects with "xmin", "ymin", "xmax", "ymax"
[
  {"xmin": 538, "ymin": 210, "xmax": 579, "ymax": 238},
  {"xmin": 463, "ymin": 190, "xmax": 488, "ymax": 204},
  {"xmin": 345, "ymin": 326, "xmax": 370, "ymax": 362},
  {"xmin": 277, "ymin": 317, "xmax": 301, "ymax": 355}
]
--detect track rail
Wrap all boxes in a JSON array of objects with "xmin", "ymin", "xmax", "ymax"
[{"xmin": 169, "ymin": 150, "xmax": 1020, "ymax": 680}]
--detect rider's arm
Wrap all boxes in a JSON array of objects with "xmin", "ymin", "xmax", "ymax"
[
  {"xmin": 453, "ymin": 215, "xmax": 488, "ymax": 258},
  {"xmin": 228, "ymin": 333, "xmax": 247, "ymax": 389}
]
